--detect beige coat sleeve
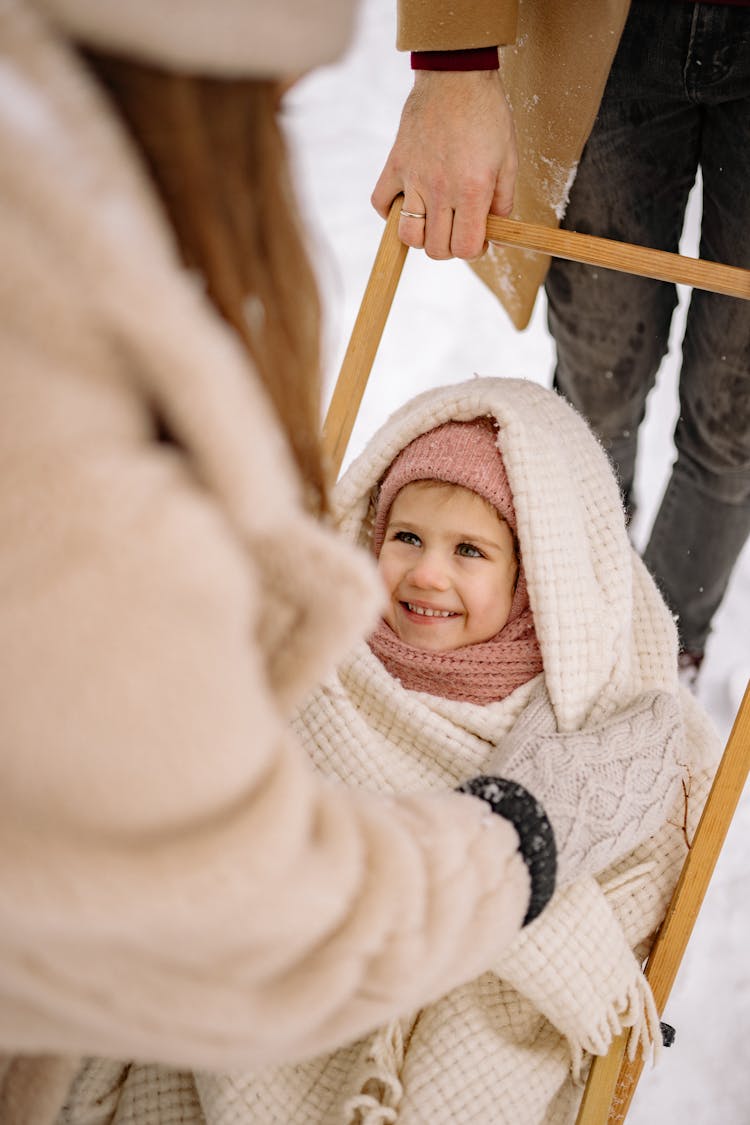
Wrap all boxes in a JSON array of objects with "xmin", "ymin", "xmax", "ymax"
[
  {"xmin": 0, "ymin": 430, "xmax": 531, "ymax": 1073},
  {"xmin": 397, "ymin": 0, "xmax": 518, "ymax": 51}
]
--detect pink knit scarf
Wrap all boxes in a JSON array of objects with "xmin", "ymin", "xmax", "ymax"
[{"xmin": 367, "ymin": 603, "xmax": 543, "ymax": 705}]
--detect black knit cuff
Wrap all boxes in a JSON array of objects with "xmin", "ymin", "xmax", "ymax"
[{"xmin": 457, "ymin": 776, "xmax": 556, "ymax": 926}]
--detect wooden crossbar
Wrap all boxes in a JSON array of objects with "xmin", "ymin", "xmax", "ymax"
[
  {"xmin": 486, "ymin": 217, "xmax": 750, "ymax": 301},
  {"xmin": 323, "ymin": 200, "xmax": 750, "ymax": 476}
]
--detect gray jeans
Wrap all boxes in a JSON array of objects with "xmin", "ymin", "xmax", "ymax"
[{"xmin": 546, "ymin": 0, "xmax": 750, "ymax": 653}]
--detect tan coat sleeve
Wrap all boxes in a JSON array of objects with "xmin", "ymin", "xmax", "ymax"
[
  {"xmin": 397, "ymin": 0, "xmax": 518, "ymax": 51},
  {"xmin": 470, "ymin": 0, "xmax": 631, "ymax": 327}
]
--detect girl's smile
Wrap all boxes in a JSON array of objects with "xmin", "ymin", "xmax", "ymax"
[
  {"xmin": 402, "ymin": 601, "xmax": 459, "ymax": 618},
  {"xmin": 377, "ymin": 481, "xmax": 519, "ymax": 652}
]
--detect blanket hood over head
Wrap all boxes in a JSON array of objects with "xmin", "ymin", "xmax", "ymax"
[{"xmin": 333, "ymin": 377, "xmax": 679, "ymax": 731}]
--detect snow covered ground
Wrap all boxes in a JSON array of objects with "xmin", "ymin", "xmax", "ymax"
[{"xmin": 284, "ymin": 2, "xmax": 750, "ymax": 1121}]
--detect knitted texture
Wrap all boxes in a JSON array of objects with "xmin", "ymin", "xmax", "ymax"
[
  {"xmin": 367, "ymin": 610, "xmax": 543, "ymax": 704},
  {"xmin": 492, "ymin": 879, "xmax": 662, "ymax": 1083},
  {"xmin": 489, "ymin": 682, "xmax": 687, "ymax": 884},
  {"xmin": 60, "ymin": 381, "xmax": 721, "ymax": 1125},
  {"xmin": 372, "ymin": 417, "xmax": 518, "ymax": 552},
  {"xmin": 60, "ymin": 1061, "xmax": 202, "ymax": 1123},
  {"xmin": 64, "ymin": 686, "xmax": 712, "ymax": 1125}
]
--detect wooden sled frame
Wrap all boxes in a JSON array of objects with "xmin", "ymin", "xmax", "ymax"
[
  {"xmin": 323, "ymin": 198, "xmax": 750, "ymax": 478},
  {"xmin": 575, "ymin": 685, "xmax": 750, "ymax": 1123},
  {"xmin": 323, "ymin": 198, "xmax": 750, "ymax": 1124}
]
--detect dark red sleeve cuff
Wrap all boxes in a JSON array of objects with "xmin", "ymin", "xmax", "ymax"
[{"xmin": 411, "ymin": 47, "xmax": 499, "ymax": 72}]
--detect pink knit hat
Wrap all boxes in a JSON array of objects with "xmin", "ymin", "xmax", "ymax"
[{"xmin": 372, "ymin": 417, "xmax": 517, "ymax": 555}]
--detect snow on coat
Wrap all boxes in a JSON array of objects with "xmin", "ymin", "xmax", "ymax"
[{"xmin": 397, "ymin": 0, "xmax": 633, "ymax": 327}]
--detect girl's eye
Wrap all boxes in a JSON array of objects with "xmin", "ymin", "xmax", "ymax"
[
  {"xmin": 393, "ymin": 530, "xmax": 422, "ymax": 547},
  {"xmin": 456, "ymin": 542, "xmax": 483, "ymax": 559}
]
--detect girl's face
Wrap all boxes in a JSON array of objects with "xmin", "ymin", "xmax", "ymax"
[{"xmin": 377, "ymin": 481, "xmax": 519, "ymax": 652}]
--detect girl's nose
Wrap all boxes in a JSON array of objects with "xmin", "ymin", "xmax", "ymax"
[{"xmin": 409, "ymin": 553, "xmax": 451, "ymax": 590}]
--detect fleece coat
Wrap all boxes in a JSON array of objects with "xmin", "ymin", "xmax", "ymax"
[
  {"xmin": 62, "ymin": 379, "xmax": 721, "ymax": 1124},
  {"xmin": 0, "ymin": 3, "xmax": 539, "ymax": 1120},
  {"xmin": 397, "ymin": 0, "xmax": 633, "ymax": 327}
]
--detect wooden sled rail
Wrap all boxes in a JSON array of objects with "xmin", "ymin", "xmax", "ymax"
[
  {"xmin": 486, "ymin": 217, "xmax": 750, "ymax": 301},
  {"xmin": 324, "ymin": 201, "xmax": 408, "ymax": 476},
  {"xmin": 576, "ymin": 679, "xmax": 750, "ymax": 1124}
]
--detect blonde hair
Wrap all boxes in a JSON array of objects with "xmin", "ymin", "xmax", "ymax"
[{"xmin": 83, "ymin": 49, "xmax": 328, "ymax": 513}]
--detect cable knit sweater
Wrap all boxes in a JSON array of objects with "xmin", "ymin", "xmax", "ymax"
[{"xmin": 59, "ymin": 378, "xmax": 721, "ymax": 1124}]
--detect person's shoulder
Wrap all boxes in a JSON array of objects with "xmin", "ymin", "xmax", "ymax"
[{"xmin": 396, "ymin": 0, "xmax": 518, "ymax": 53}]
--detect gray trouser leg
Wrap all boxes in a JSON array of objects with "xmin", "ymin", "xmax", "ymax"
[{"xmin": 546, "ymin": 0, "xmax": 750, "ymax": 650}]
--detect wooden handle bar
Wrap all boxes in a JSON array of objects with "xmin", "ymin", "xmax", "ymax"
[
  {"xmin": 487, "ymin": 217, "xmax": 750, "ymax": 300},
  {"xmin": 323, "ymin": 203, "xmax": 750, "ymax": 480}
]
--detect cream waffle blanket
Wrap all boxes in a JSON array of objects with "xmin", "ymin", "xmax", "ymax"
[{"xmin": 62, "ymin": 378, "xmax": 720, "ymax": 1124}]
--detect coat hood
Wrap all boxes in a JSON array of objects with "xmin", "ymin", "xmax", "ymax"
[
  {"xmin": 33, "ymin": 0, "xmax": 358, "ymax": 79},
  {"xmin": 333, "ymin": 377, "xmax": 679, "ymax": 731}
]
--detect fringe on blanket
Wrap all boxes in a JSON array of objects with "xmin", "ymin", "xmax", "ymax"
[
  {"xmin": 340, "ymin": 965, "xmax": 660, "ymax": 1115},
  {"xmin": 342, "ymin": 1020, "xmax": 405, "ymax": 1125},
  {"xmin": 568, "ymin": 972, "xmax": 662, "ymax": 1083}
]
